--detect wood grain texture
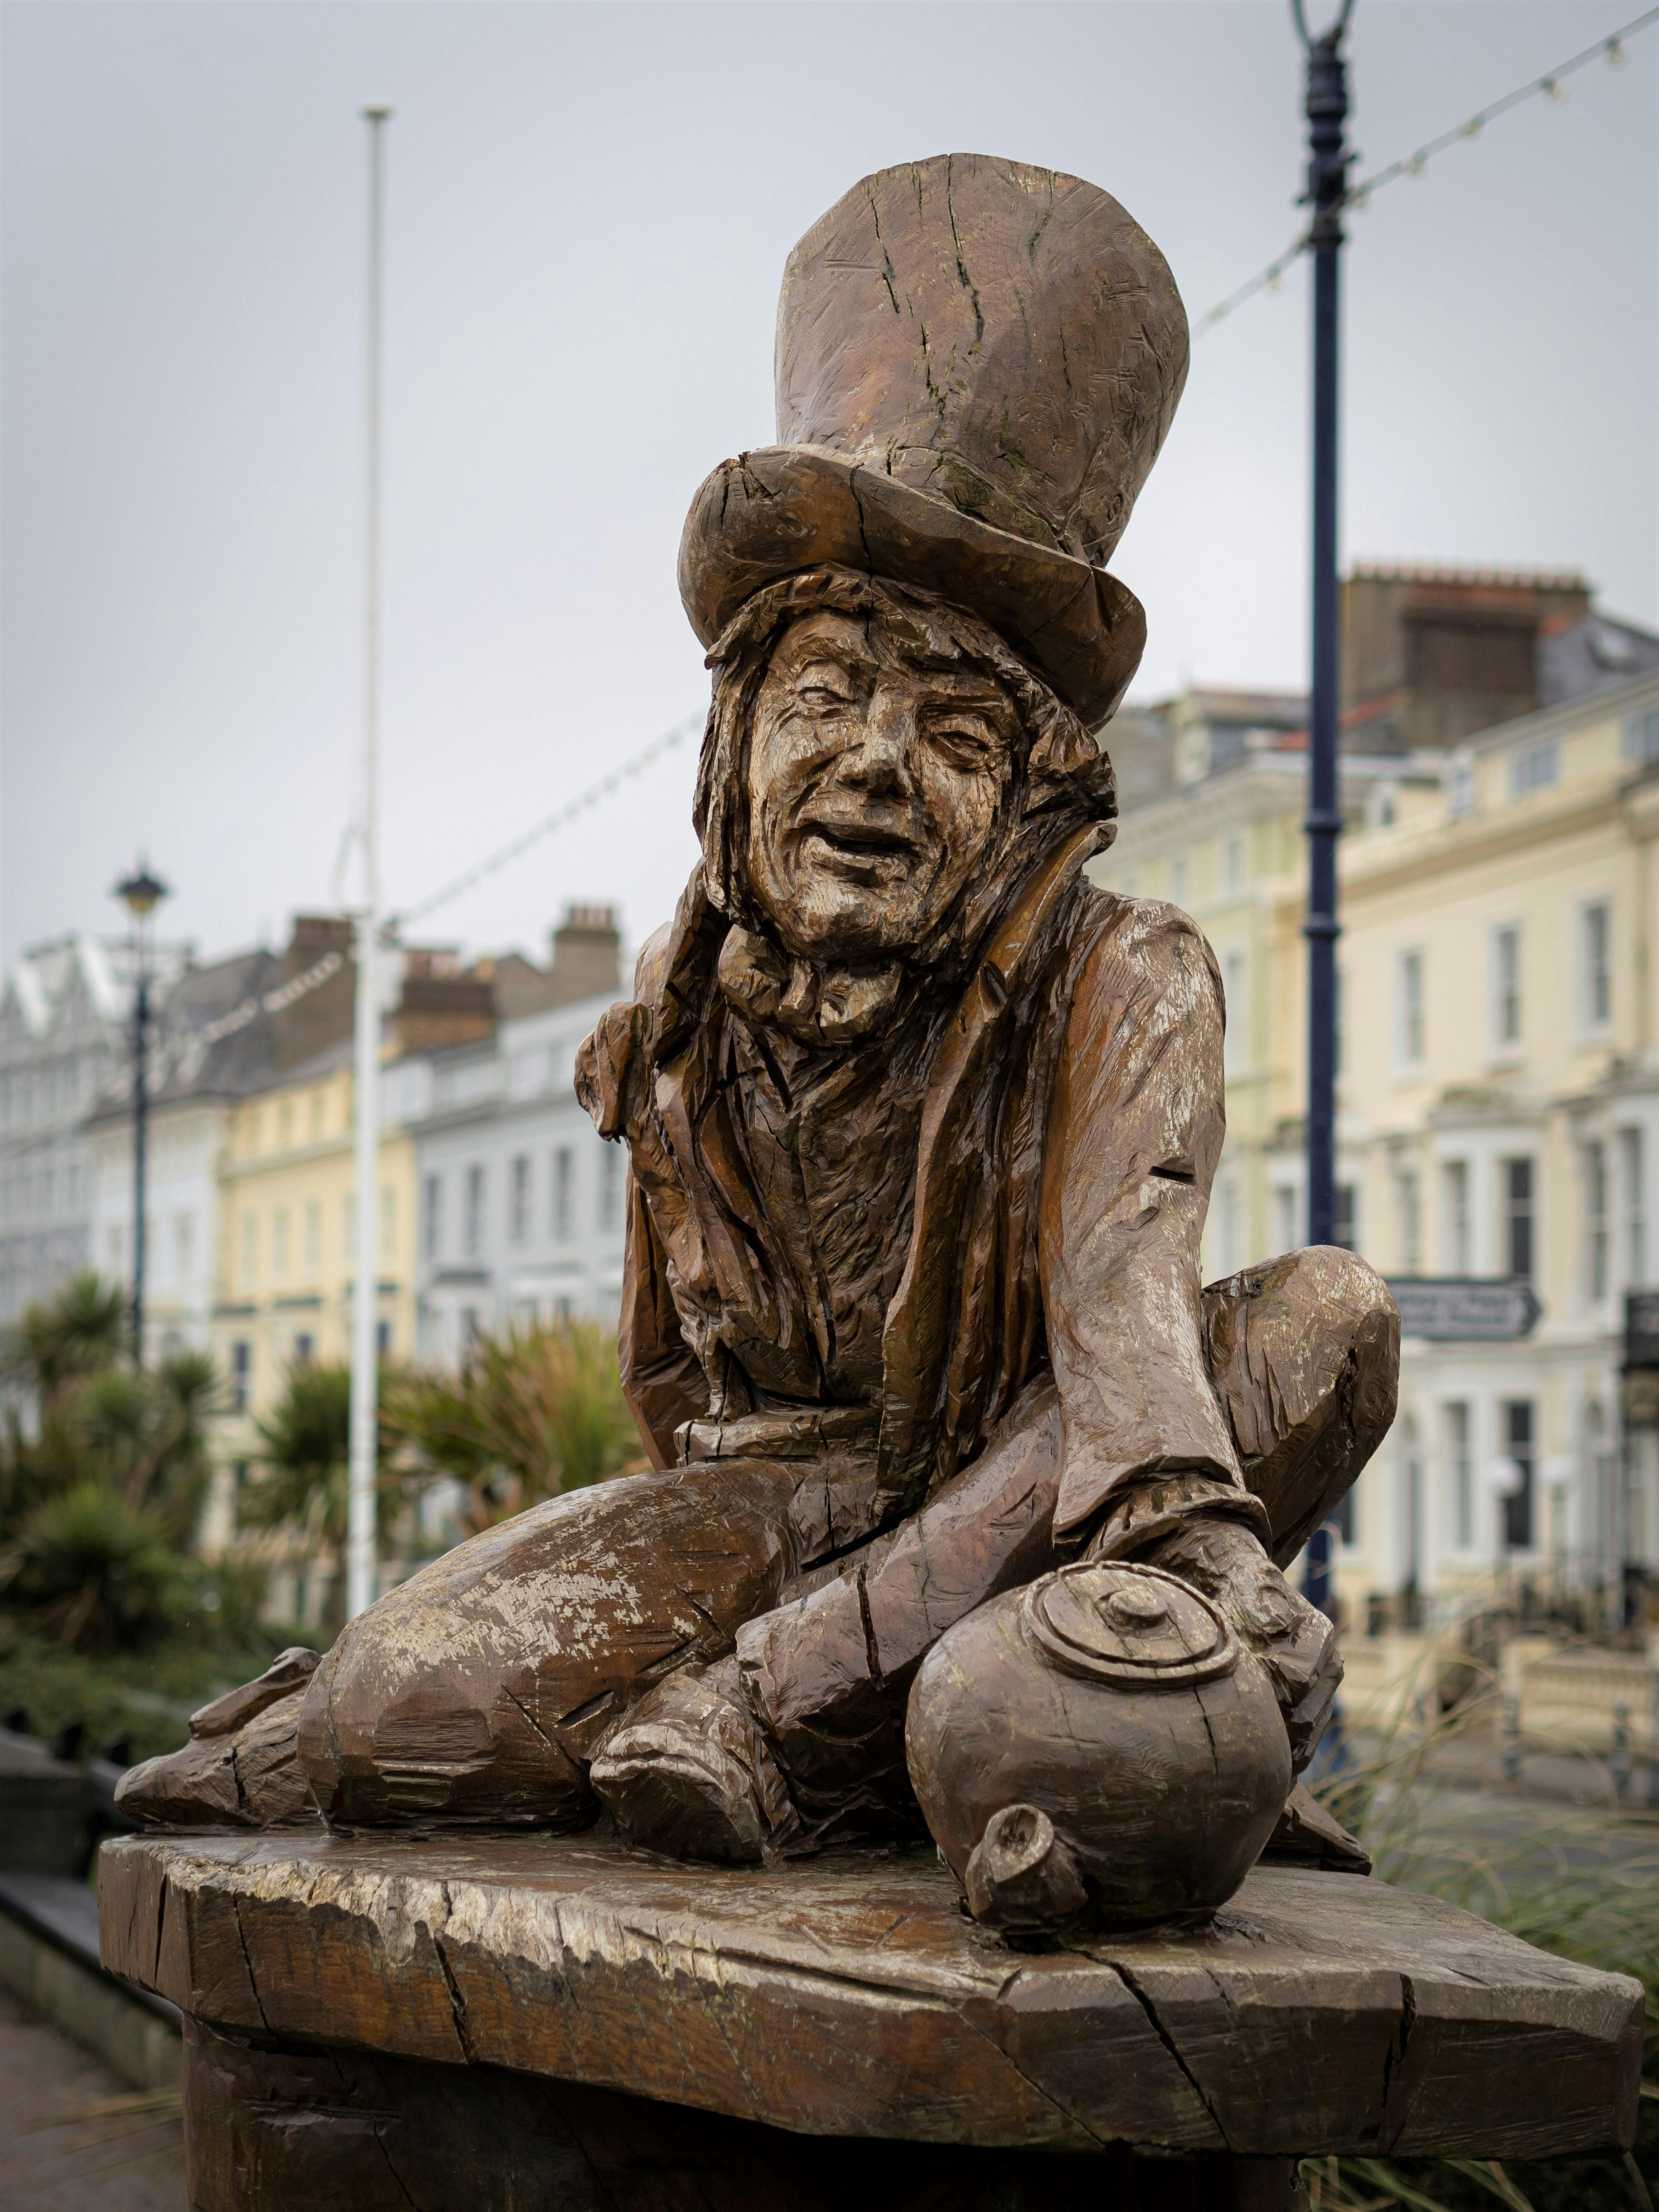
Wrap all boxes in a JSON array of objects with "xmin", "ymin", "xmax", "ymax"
[
  {"xmin": 179, "ymin": 2015, "xmax": 1309, "ymax": 2212},
  {"xmin": 101, "ymin": 1832, "xmax": 1641, "ymax": 2162}
]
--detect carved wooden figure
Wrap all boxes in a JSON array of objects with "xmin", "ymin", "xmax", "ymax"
[{"xmin": 120, "ymin": 154, "xmax": 1401, "ymax": 1941}]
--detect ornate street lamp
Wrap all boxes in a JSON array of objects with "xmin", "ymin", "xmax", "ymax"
[{"xmin": 114, "ymin": 859, "xmax": 171, "ymax": 1364}]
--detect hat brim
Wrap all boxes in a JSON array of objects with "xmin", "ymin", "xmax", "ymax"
[{"xmin": 678, "ymin": 446, "xmax": 1144, "ymax": 730}]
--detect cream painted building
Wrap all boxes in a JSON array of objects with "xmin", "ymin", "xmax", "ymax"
[
  {"xmin": 1305, "ymin": 667, "xmax": 1659, "ymax": 1626},
  {"xmin": 1097, "ymin": 666, "xmax": 1659, "ymax": 1628},
  {"xmin": 210, "ymin": 1039, "xmax": 417, "ymax": 1462}
]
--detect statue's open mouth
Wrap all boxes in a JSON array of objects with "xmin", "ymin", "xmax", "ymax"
[{"xmin": 801, "ymin": 819, "xmax": 915, "ymax": 870}]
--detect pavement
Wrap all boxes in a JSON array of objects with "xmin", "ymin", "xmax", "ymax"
[{"xmin": 0, "ymin": 1988, "xmax": 185, "ymax": 2210}]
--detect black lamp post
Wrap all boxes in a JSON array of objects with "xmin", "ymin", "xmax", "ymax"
[
  {"xmin": 114, "ymin": 861, "xmax": 170, "ymax": 1365},
  {"xmin": 1292, "ymin": 0, "xmax": 1353, "ymax": 1618}
]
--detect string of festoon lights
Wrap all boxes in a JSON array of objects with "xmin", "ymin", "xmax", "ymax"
[{"xmin": 1196, "ymin": 6, "xmax": 1658, "ymax": 338}]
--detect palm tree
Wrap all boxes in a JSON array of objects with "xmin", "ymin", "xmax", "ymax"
[
  {"xmin": 4, "ymin": 1272, "xmax": 128, "ymax": 1409},
  {"xmin": 242, "ymin": 1363, "xmax": 405, "ymax": 1627},
  {"xmin": 75, "ymin": 1349, "xmax": 220, "ymax": 1543},
  {"xmin": 0, "ymin": 1481, "xmax": 182, "ymax": 1654},
  {"xmin": 387, "ymin": 1320, "xmax": 645, "ymax": 1536}
]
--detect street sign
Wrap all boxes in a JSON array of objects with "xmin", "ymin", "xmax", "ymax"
[{"xmin": 1386, "ymin": 1277, "xmax": 1542, "ymax": 1342}]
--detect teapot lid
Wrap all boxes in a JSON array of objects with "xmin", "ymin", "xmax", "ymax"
[{"xmin": 1024, "ymin": 1562, "xmax": 1239, "ymax": 1689}]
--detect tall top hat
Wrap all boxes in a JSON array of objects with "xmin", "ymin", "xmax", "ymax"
[{"xmin": 678, "ymin": 153, "xmax": 1188, "ymax": 728}]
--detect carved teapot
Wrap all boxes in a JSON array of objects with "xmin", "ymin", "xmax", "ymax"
[{"xmin": 906, "ymin": 1560, "xmax": 1290, "ymax": 1933}]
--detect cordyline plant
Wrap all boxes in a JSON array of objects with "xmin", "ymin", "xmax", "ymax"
[
  {"xmin": 384, "ymin": 1319, "xmax": 646, "ymax": 1536},
  {"xmin": 0, "ymin": 1274, "xmax": 224, "ymax": 1653}
]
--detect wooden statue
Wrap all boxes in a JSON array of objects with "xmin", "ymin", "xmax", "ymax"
[{"xmin": 121, "ymin": 155, "xmax": 1399, "ymax": 1936}]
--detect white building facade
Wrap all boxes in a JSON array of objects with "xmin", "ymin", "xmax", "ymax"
[{"xmin": 409, "ymin": 992, "xmax": 628, "ymax": 1362}]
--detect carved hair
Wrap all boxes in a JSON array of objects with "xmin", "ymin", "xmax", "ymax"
[{"xmin": 693, "ymin": 566, "xmax": 1118, "ymax": 970}]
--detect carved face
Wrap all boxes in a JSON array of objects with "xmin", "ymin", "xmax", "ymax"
[{"xmin": 744, "ymin": 611, "xmax": 1018, "ymax": 963}]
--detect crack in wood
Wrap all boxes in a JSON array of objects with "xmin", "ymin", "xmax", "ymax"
[{"xmin": 1110, "ymin": 1961, "xmax": 1230, "ymax": 2152}]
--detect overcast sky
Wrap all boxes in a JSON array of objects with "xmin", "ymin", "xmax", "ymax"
[{"xmin": 3, "ymin": 0, "xmax": 1655, "ymax": 977}]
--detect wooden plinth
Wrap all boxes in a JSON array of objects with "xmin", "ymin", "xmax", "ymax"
[{"xmin": 99, "ymin": 1829, "xmax": 1642, "ymax": 2209}]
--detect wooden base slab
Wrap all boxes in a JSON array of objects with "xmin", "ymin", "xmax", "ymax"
[
  {"xmin": 180, "ymin": 2014, "xmax": 1308, "ymax": 2210},
  {"xmin": 99, "ymin": 1829, "xmax": 1641, "ymax": 2174}
]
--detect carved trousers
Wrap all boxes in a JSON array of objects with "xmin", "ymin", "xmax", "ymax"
[{"xmin": 297, "ymin": 1247, "xmax": 1397, "ymax": 1831}]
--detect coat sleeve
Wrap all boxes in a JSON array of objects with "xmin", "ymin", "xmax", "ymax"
[{"xmin": 1039, "ymin": 896, "xmax": 1247, "ymax": 1539}]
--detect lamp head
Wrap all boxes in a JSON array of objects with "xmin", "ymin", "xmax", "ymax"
[{"xmin": 115, "ymin": 861, "xmax": 170, "ymax": 922}]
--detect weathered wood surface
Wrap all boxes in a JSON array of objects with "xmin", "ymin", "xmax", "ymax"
[
  {"xmin": 180, "ymin": 2015, "xmax": 1307, "ymax": 2211},
  {"xmin": 101, "ymin": 1831, "xmax": 1641, "ymax": 2162}
]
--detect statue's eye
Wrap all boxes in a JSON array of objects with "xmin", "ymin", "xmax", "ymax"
[
  {"xmin": 797, "ymin": 678, "xmax": 855, "ymax": 711},
  {"xmin": 929, "ymin": 719, "xmax": 999, "ymax": 769}
]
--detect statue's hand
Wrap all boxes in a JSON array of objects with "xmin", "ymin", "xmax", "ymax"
[{"xmin": 1145, "ymin": 1516, "xmax": 1341, "ymax": 1774}]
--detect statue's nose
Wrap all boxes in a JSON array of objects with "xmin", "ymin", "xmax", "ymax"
[{"xmin": 838, "ymin": 691, "xmax": 917, "ymax": 800}]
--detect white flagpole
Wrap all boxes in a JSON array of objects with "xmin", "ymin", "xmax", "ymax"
[{"xmin": 348, "ymin": 103, "xmax": 392, "ymax": 1624}]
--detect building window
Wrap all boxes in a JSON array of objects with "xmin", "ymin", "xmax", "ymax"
[
  {"xmin": 1623, "ymin": 707, "xmax": 1659, "ymax": 766},
  {"xmin": 1622, "ymin": 1128, "xmax": 1646, "ymax": 1286},
  {"xmin": 1502, "ymin": 1157, "xmax": 1534, "ymax": 1282},
  {"xmin": 423, "ymin": 1174, "xmax": 442, "ymax": 1260},
  {"xmin": 553, "ymin": 1148, "xmax": 574, "ymax": 1241},
  {"xmin": 239, "ymin": 1210, "xmax": 257, "ymax": 1288},
  {"xmin": 1222, "ymin": 949, "xmax": 1247, "ymax": 1074},
  {"xmin": 1492, "ymin": 925, "xmax": 1521, "ymax": 1050},
  {"xmin": 1394, "ymin": 1167, "xmax": 1420, "ymax": 1274},
  {"xmin": 1446, "ymin": 1401, "xmax": 1473, "ymax": 1551},
  {"xmin": 1442, "ymin": 1160, "xmax": 1471, "ymax": 1273},
  {"xmin": 1170, "ymin": 853, "xmax": 1189, "ymax": 909},
  {"xmin": 1502, "ymin": 1400, "xmax": 1535, "ymax": 1550},
  {"xmin": 230, "ymin": 1341, "xmax": 251, "ymax": 1415},
  {"xmin": 599, "ymin": 1146, "xmax": 623, "ymax": 1232},
  {"xmin": 1333, "ymin": 1183, "xmax": 1356, "ymax": 1253},
  {"xmin": 1223, "ymin": 837, "xmax": 1245, "ymax": 896},
  {"xmin": 231, "ymin": 1459, "xmax": 249, "ymax": 1531},
  {"xmin": 1583, "ymin": 1140, "xmax": 1609, "ymax": 1303},
  {"xmin": 464, "ymin": 1165, "xmax": 486, "ymax": 1258},
  {"xmin": 510, "ymin": 1155, "xmax": 531, "ymax": 1247},
  {"xmin": 303, "ymin": 1200, "xmax": 320, "ymax": 1281},
  {"xmin": 174, "ymin": 1211, "xmax": 194, "ymax": 1287},
  {"xmin": 1579, "ymin": 900, "xmax": 1612, "ymax": 1033},
  {"xmin": 380, "ymin": 1185, "xmax": 396, "ymax": 1264},
  {"xmin": 1509, "ymin": 740, "xmax": 1558, "ymax": 797},
  {"xmin": 292, "ymin": 1333, "xmax": 314, "ymax": 1370},
  {"xmin": 1395, "ymin": 949, "xmax": 1424, "ymax": 1071},
  {"xmin": 343, "ymin": 1191, "xmax": 357, "ymax": 1260},
  {"xmin": 377, "ymin": 1320, "xmax": 391, "ymax": 1358}
]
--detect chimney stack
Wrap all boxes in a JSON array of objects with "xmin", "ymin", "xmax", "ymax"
[
  {"xmin": 273, "ymin": 916, "xmax": 357, "ymax": 1069},
  {"xmin": 548, "ymin": 905, "xmax": 621, "ymax": 1007}
]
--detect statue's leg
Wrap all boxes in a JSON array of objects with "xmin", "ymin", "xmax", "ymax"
[
  {"xmin": 593, "ymin": 1377, "xmax": 1063, "ymax": 1858},
  {"xmin": 592, "ymin": 1252, "xmax": 1398, "ymax": 1875},
  {"xmin": 116, "ymin": 1460, "xmax": 802, "ymax": 1832},
  {"xmin": 297, "ymin": 1459, "xmax": 802, "ymax": 1827},
  {"xmin": 1201, "ymin": 1246, "xmax": 1400, "ymax": 1569}
]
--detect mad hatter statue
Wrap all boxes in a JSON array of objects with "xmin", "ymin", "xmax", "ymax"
[{"xmin": 122, "ymin": 156, "xmax": 1398, "ymax": 1933}]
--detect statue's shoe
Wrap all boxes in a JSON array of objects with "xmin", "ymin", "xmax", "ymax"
[
  {"xmin": 590, "ymin": 1662, "xmax": 795, "ymax": 1864},
  {"xmin": 115, "ymin": 1647, "xmax": 323, "ymax": 1829}
]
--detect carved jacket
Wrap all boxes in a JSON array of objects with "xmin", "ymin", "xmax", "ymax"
[{"xmin": 576, "ymin": 823, "xmax": 1248, "ymax": 1543}]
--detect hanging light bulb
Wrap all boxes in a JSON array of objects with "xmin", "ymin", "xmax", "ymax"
[
  {"xmin": 1606, "ymin": 37, "xmax": 1627, "ymax": 67},
  {"xmin": 1461, "ymin": 116, "xmax": 1483, "ymax": 139},
  {"xmin": 1542, "ymin": 76, "xmax": 1566, "ymax": 102},
  {"xmin": 1407, "ymin": 154, "xmax": 1426, "ymax": 176}
]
